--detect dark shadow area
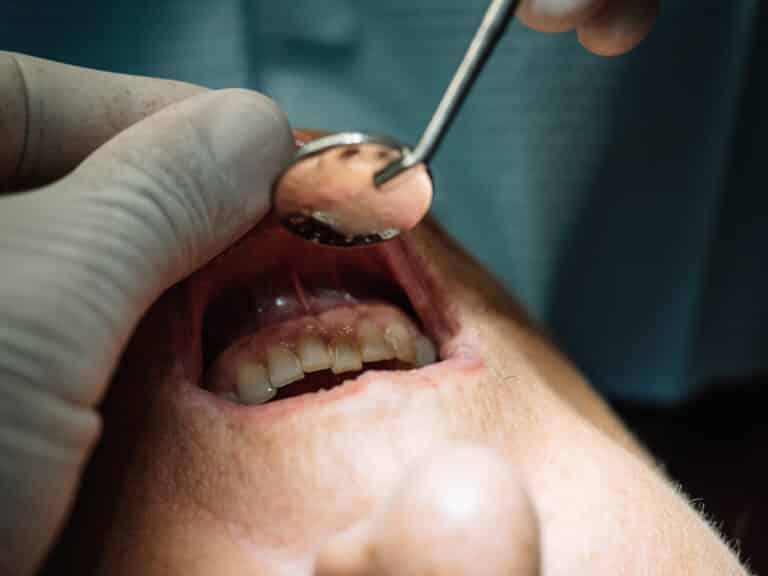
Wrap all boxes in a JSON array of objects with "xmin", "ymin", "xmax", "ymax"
[
  {"xmin": 0, "ymin": 2, "xmax": 157, "ymax": 74},
  {"xmin": 0, "ymin": 0, "xmax": 243, "ymax": 86},
  {"xmin": 548, "ymin": 2, "xmax": 764, "ymax": 403},
  {"xmin": 690, "ymin": 2, "xmax": 768, "ymax": 385},
  {"xmin": 617, "ymin": 374, "xmax": 768, "ymax": 574}
]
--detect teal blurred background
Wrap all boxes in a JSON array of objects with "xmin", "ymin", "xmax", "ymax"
[{"xmin": 3, "ymin": 0, "xmax": 766, "ymax": 403}]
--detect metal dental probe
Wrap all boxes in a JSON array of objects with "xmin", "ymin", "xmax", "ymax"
[{"xmin": 373, "ymin": 0, "xmax": 521, "ymax": 186}]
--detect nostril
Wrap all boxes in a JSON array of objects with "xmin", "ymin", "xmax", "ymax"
[{"xmin": 339, "ymin": 146, "xmax": 360, "ymax": 159}]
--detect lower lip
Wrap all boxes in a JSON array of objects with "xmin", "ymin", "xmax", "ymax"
[{"xmin": 189, "ymin": 354, "xmax": 484, "ymax": 425}]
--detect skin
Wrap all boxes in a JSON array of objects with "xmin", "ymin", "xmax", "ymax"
[{"xmin": 48, "ymin": 213, "xmax": 746, "ymax": 575}]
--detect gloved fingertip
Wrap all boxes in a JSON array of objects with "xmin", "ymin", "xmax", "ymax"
[
  {"xmin": 518, "ymin": 0, "xmax": 610, "ymax": 33},
  {"xmin": 577, "ymin": 0, "xmax": 658, "ymax": 56},
  {"xmin": 191, "ymin": 88, "xmax": 296, "ymax": 220}
]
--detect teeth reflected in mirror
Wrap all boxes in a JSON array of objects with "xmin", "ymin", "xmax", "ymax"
[{"xmin": 272, "ymin": 133, "xmax": 433, "ymax": 247}]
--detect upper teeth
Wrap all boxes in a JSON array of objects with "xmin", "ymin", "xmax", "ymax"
[
  {"xmin": 358, "ymin": 319, "xmax": 396, "ymax": 362},
  {"xmin": 267, "ymin": 347, "xmax": 304, "ymax": 388},
  {"xmin": 236, "ymin": 363, "xmax": 276, "ymax": 404},
  {"xmin": 297, "ymin": 335, "xmax": 332, "ymax": 373},
  {"xmin": 330, "ymin": 337, "xmax": 363, "ymax": 374},
  {"xmin": 384, "ymin": 323, "xmax": 415, "ymax": 364},
  {"xmin": 414, "ymin": 335, "xmax": 437, "ymax": 367},
  {"xmin": 213, "ymin": 319, "xmax": 438, "ymax": 406}
]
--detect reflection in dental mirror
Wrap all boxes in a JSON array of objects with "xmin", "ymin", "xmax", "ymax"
[{"xmin": 272, "ymin": 133, "xmax": 433, "ymax": 247}]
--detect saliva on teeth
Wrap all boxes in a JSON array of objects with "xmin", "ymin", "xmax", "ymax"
[{"xmin": 212, "ymin": 318, "xmax": 437, "ymax": 406}]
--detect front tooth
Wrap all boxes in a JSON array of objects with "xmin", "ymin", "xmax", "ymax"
[
  {"xmin": 358, "ymin": 320, "xmax": 396, "ymax": 362},
  {"xmin": 297, "ymin": 336, "xmax": 332, "ymax": 373},
  {"xmin": 384, "ymin": 323, "xmax": 416, "ymax": 364},
  {"xmin": 331, "ymin": 337, "xmax": 363, "ymax": 374},
  {"xmin": 236, "ymin": 363, "xmax": 276, "ymax": 405},
  {"xmin": 267, "ymin": 347, "xmax": 304, "ymax": 387},
  {"xmin": 414, "ymin": 335, "xmax": 437, "ymax": 367}
]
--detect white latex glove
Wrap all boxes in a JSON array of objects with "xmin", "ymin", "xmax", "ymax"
[
  {"xmin": 518, "ymin": 0, "xmax": 659, "ymax": 56},
  {"xmin": 0, "ymin": 52, "xmax": 294, "ymax": 576},
  {"xmin": 314, "ymin": 444, "xmax": 540, "ymax": 576}
]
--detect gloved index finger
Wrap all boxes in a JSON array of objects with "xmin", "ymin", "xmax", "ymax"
[{"xmin": 0, "ymin": 51, "xmax": 205, "ymax": 192}]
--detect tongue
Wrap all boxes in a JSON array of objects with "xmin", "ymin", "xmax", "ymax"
[{"xmin": 273, "ymin": 360, "xmax": 410, "ymax": 401}]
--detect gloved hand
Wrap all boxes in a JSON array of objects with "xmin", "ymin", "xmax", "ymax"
[
  {"xmin": 518, "ymin": 0, "xmax": 659, "ymax": 56},
  {"xmin": 314, "ymin": 444, "xmax": 540, "ymax": 576},
  {"xmin": 0, "ymin": 52, "xmax": 294, "ymax": 576}
]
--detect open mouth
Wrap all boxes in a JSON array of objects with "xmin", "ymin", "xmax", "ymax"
[{"xmin": 194, "ymin": 218, "xmax": 444, "ymax": 408}]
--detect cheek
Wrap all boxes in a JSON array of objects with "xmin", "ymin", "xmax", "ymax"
[{"xmin": 405, "ymin": 220, "xmax": 603, "ymax": 444}]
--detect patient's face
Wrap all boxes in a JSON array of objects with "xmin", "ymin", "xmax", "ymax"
[{"xmin": 53, "ymin": 146, "xmax": 736, "ymax": 576}]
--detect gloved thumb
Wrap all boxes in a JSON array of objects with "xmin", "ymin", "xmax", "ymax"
[
  {"xmin": 0, "ymin": 89, "xmax": 293, "ymax": 575},
  {"xmin": 314, "ymin": 444, "xmax": 541, "ymax": 576}
]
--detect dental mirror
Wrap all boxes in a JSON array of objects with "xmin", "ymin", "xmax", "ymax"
[
  {"xmin": 273, "ymin": 0, "xmax": 520, "ymax": 247},
  {"xmin": 273, "ymin": 132, "xmax": 433, "ymax": 247}
]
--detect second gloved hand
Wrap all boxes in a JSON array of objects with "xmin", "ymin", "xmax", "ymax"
[
  {"xmin": 518, "ymin": 0, "xmax": 659, "ymax": 56},
  {"xmin": 0, "ymin": 53, "xmax": 295, "ymax": 576}
]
